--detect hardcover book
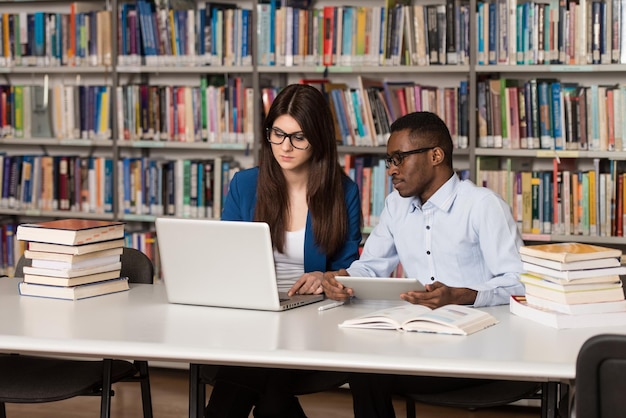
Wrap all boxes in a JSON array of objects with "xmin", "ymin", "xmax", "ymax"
[
  {"xmin": 23, "ymin": 261, "xmax": 122, "ymax": 279},
  {"xmin": 520, "ymin": 254, "xmax": 621, "ymax": 271},
  {"xmin": 339, "ymin": 304, "xmax": 498, "ymax": 335},
  {"xmin": 23, "ymin": 269, "xmax": 123, "ymax": 287},
  {"xmin": 521, "ymin": 273, "xmax": 625, "ymax": 304},
  {"xmin": 519, "ymin": 242, "xmax": 622, "ymax": 262},
  {"xmin": 524, "ymin": 294, "xmax": 626, "ymax": 315},
  {"xmin": 27, "ymin": 238, "xmax": 126, "ymax": 255},
  {"xmin": 510, "ymin": 295, "xmax": 626, "ymax": 329},
  {"xmin": 18, "ymin": 277, "xmax": 129, "ymax": 300},
  {"xmin": 16, "ymin": 219, "xmax": 125, "ymax": 246}
]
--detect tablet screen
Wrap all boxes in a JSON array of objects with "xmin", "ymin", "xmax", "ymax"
[{"xmin": 335, "ymin": 276, "xmax": 425, "ymax": 300}]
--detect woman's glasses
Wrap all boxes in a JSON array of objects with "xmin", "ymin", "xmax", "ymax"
[{"xmin": 266, "ymin": 127, "xmax": 311, "ymax": 150}]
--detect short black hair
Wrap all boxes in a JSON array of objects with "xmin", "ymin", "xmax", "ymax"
[{"xmin": 389, "ymin": 111, "xmax": 453, "ymax": 168}]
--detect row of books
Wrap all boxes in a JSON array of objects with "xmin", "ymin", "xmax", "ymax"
[
  {"xmin": 124, "ymin": 229, "xmax": 160, "ymax": 280},
  {"xmin": 0, "ymin": 221, "xmax": 18, "ymax": 277},
  {"xmin": 477, "ymin": 78, "xmax": 626, "ymax": 151},
  {"xmin": 0, "ymin": 84, "xmax": 112, "ymax": 140},
  {"xmin": 117, "ymin": 77, "xmax": 254, "ymax": 144},
  {"xmin": 0, "ymin": 155, "xmax": 114, "ymax": 213},
  {"xmin": 478, "ymin": 0, "xmax": 626, "ymax": 66},
  {"xmin": 258, "ymin": 1, "xmax": 470, "ymax": 67},
  {"xmin": 344, "ymin": 154, "xmax": 469, "ymax": 228},
  {"xmin": 510, "ymin": 242, "xmax": 626, "ymax": 329},
  {"xmin": 0, "ymin": 7, "xmax": 112, "ymax": 68},
  {"xmin": 480, "ymin": 159, "xmax": 626, "ymax": 237},
  {"xmin": 119, "ymin": 0, "xmax": 252, "ymax": 67},
  {"xmin": 118, "ymin": 156, "xmax": 239, "ymax": 219},
  {"xmin": 262, "ymin": 78, "xmax": 469, "ymax": 149}
]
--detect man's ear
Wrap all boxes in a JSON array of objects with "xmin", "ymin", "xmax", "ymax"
[{"xmin": 431, "ymin": 147, "xmax": 445, "ymax": 165}]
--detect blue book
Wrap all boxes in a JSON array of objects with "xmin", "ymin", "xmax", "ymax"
[
  {"xmin": 269, "ymin": 0, "xmax": 277, "ymax": 65},
  {"xmin": 122, "ymin": 157, "xmax": 132, "ymax": 213},
  {"xmin": 591, "ymin": 1, "xmax": 601, "ymax": 64},
  {"xmin": 104, "ymin": 158, "xmax": 114, "ymax": 213},
  {"xmin": 341, "ymin": 6, "xmax": 354, "ymax": 65},
  {"xmin": 33, "ymin": 12, "xmax": 45, "ymax": 58},
  {"xmin": 518, "ymin": 3, "xmax": 527, "ymax": 65},
  {"xmin": 197, "ymin": 7, "xmax": 206, "ymax": 56},
  {"xmin": 538, "ymin": 80, "xmax": 553, "ymax": 149},
  {"xmin": 330, "ymin": 88, "xmax": 351, "ymax": 145},
  {"xmin": 550, "ymin": 81, "xmax": 564, "ymax": 150},
  {"xmin": 589, "ymin": 84, "xmax": 600, "ymax": 149},
  {"xmin": 241, "ymin": 9, "xmax": 250, "ymax": 61},
  {"xmin": 20, "ymin": 155, "xmax": 35, "ymax": 209},
  {"xmin": 196, "ymin": 160, "xmax": 205, "ymax": 217},
  {"xmin": 487, "ymin": 2, "xmax": 497, "ymax": 64},
  {"xmin": 477, "ymin": 2, "xmax": 485, "ymax": 64},
  {"xmin": 541, "ymin": 171, "xmax": 553, "ymax": 233}
]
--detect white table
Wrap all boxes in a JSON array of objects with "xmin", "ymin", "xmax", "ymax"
[{"xmin": 1, "ymin": 278, "xmax": 624, "ymax": 416}]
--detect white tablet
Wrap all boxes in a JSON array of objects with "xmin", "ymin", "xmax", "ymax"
[{"xmin": 335, "ymin": 276, "xmax": 425, "ymax": 300}]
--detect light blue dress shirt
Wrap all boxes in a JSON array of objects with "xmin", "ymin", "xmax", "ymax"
[{"xmin": 347, "ymin": 174, "xmax": 525, "ymax": 307}]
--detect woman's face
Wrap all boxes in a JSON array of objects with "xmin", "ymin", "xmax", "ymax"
[{"xmin": 268, "ymin": 115, "xmax": 313, "ymax": 173}]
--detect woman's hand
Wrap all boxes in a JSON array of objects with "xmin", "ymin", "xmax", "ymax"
[{"xmin": 288, "ymin": 271, "xmax": 325, "ymax": 296}]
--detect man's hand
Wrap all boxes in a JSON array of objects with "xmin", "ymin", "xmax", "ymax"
[
  {"xmin": 288, "ymin": 271, "xmax": 325, "ymax": 296},
  {"xmin": 322, "ymin": 269, "xmax": 354, "ymax": 301},
  {"xmin": 401, "ymin": 282, "xmax": 477, "ymax": 309}
]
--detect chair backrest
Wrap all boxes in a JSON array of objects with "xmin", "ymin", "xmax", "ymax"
[
  {"xmin": 121, "ymin": 247, "xmax": 154, "ymax": 284},
  {"xmin": 575, "ymin": 333, "xmax": 626, "ymax": 418},
  {"xmin": 13, "ymin": 256, "xmax": 31, "ymax": 278}
]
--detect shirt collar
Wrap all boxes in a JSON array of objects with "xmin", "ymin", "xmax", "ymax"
[{"xmin": 410, "ymin": 174, "xmax": 459, "ymax": 212}]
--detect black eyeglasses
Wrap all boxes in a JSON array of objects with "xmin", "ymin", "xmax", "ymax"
[
  {"xmin": 266, "ymin": 127, "xmax": 311, "ymax": 150},
  {"xmin": 384, "ymin": 147, "xmax": 435, "ymax": 169}
]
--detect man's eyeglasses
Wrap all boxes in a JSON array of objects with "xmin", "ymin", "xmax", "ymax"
[
  {"xmin": 384, "ymin": 147, "xmax": 435, "ymax": 169},
  {"xmin": 266, "ymin": 127, "xmax": 311, "ymax": 150}
]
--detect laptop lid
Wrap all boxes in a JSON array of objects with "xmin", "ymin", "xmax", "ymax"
[{"xmin": 155, "ymin": 218, "xmax": 324, "ymax": 311}]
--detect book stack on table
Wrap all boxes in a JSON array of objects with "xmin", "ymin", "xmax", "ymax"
[
  {"xmin": 15, "ymin": 219, "xmax": 129, "ymax": 300},
  {"xmin": 510, "ymin": 242, "xmax": 626, "ymax": 329}
]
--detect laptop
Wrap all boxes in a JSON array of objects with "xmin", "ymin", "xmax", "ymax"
[{"xmin": 155, "ymin": 218, "xmax": 324, "ymax": 311}]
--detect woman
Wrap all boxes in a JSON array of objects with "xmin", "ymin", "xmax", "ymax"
[{"xmin": 205, "ymin": 83, "xmax": 362, "ymax": 418}]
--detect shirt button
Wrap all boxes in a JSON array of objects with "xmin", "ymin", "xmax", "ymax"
[
  {"xmin": 426, "ymin": 251, "xmax": 431, "ymax": 255},
  {"xmin": 426, "ymin": 226, "xmax": 430, "ymax": 230},
  {"xmin": 431, "ymin": 277, "xmax": 435, "ymax": 281}
]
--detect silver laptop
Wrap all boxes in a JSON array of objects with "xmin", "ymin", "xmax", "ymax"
[{"xmin": 155, "ymin": 218, "xmax": 324, "ymax": 311}]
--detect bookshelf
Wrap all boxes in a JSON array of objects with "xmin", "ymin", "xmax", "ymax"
[{"xmin": 2, "ymin": 0, "xmax": 626, "ymax": 276}]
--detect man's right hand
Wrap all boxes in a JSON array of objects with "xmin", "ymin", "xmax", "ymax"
[{"xmin": 322, "ymin": 269, "xmax": 354, "ymax": 301}]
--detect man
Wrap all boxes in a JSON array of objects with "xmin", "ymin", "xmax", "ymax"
[{"xmin": 323, "ymin": 111, "xmax": 525, "ymax": 417}]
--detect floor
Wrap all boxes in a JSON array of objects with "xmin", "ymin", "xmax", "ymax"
[{"xmin": 5, "ymin": 367, "xmax": 541, "ymax": 417}]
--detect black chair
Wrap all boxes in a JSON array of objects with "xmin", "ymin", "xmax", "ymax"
[
  {"xmin": 189, "ymin": 364, "xmax": 348, "ymax": 418},
  {"xmin": 404, "ymin": 380, "xmax": 561, "ymax": 418},
  {"xmin": 575, "ymin": 333, "xmax": 626, "ymax": 418},
  {"xmin": 0, "ymin": 247, "xmax": 154, "ymax": 418}
]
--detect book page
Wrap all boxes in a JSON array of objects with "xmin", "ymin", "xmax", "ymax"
[{"xmin": 339, "ymin": 304, "xmax": 432, "ymax": 329}]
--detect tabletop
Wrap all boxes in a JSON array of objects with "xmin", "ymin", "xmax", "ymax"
[{"xmin": 1, "ymin": 278, "xmax": 624, "ymax": 382}]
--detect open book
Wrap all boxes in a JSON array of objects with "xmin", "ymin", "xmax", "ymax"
[{"xmin": 339, "ymin": 304, "xmax": 498, "ymax": 336}]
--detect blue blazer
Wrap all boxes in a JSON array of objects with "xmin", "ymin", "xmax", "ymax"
[{"xmin": 221, "ymin": 167, "xmax": 362, "ymax": 272}]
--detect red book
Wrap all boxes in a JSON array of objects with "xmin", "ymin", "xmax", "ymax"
[
  {"xmin": 16, "ymin": 219, "xmax": 125, "ymax": 246},
  {"xmin": 322, "ymin": 6, "xmax": 335, "ymax": 66},
  {"xmin": 607, "ymin": 88, "xmax": 615, "ymax": 151},
  {"xmin": 617, "ymin": 173, "xmax": 624, "ymax": 237}
]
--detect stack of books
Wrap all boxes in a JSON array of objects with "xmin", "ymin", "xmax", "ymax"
[
  {"xmin": 510, "ymin": 242, "xmax": 626, "ymax": 329},
  {"xmin": 15, "ymin": 219, "xmax": 129, "ymax": 300}
]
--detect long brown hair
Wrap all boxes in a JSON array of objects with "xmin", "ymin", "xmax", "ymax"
[{"xmin": 256, "ymin": 84, "xmax": 349, "ymax": 256}]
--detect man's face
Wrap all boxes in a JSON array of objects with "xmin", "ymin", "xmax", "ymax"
[{"xmin": 386, "ymin": 129, "xmax": 435, "ymax": 199}]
